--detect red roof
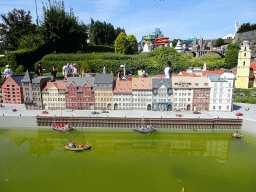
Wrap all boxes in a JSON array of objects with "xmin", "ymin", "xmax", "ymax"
[
  {"xmin": 113, "ymin": 81, "xmax": 132, "ymax": 93},
  {"xmin": 43, "ymin": 81, "xmax": 66, "ymax": 91},
  {"xmin": 202, "ymin": 71, "xmax": 236, "ymax": 76},
  {"xmin": 250, "ymin": 63, "xmax": 256, "ymax": 71}
]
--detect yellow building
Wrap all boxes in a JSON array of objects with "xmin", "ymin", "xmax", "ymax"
[
  {"xmin": 94, "ymin": 74, "xmax": 114, "ymax": 110},
  {"xmin": 235, "ymin": 40, "xmax": 252, "ymax": 88},
  {"xmin": 235, "ymin": 40, "xmax": 256, "ymax": 88},
  {"xmin": 42, "ymin": 81, "xmax": 66, "ymax": 110}
]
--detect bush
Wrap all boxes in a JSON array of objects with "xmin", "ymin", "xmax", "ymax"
[
  {"xmin": 15, "ymin": 65, "xmax": 25, "ymax": 75},
  {"xmin": 1, "ymin": 78, "xmax": 6, "ymax": 85},
  {"xmin": 0, "ymin": 56, "xmax": 7, "ymax": 68}
]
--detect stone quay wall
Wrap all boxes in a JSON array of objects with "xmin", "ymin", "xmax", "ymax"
[{"xmin": 36, "ymin": 116, "xmax": 242, "ymax": 130}]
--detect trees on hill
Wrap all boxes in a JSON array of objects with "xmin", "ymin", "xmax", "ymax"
[
  {"xmin": 114, "ymin": 33, "xmax": 138, "ymax": 54},
  {"xmin": 224, "ymin": 43, "xmax": 240, "ymax": 69},
  {"xmin": 216, "ymin": 38, "xmax": 225, "ymax": 47},
  {"xmin": 237, "ymin": 22, "xmax": 256, "ymax": 33},
  {"xmin": 0, "ymin": 8, "xmax": 37, "ymax": 51},
  {"xmin": 39, "ymin": 0, "xmax": 88, "ymax": 53},
  {"xmin": 89, "ymin": 18, "xmax": 125, "ymax": 45}
]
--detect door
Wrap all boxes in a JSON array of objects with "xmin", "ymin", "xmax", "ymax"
[
  {"xmin": 108, "ymin": 104, "xmax": 111, "ymax": 110},
  {"xmin": 147, "ymin": 104, "xmax": 151, "ymax": 111},
  {"xmin": 187, "ymin": 104, "xmax": 191, "ymax": 111},
  {"xmin": 114, "ymin": 103, "xmax": 118, "ymax": 110}
]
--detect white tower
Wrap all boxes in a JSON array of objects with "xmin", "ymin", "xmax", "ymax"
[{"xmin": 235, "ymin": 21, "xmax": 241, "ymax": 33}]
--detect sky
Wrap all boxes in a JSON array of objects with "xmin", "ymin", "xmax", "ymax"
[{"xmin": 0, "ymin": 0, "xmax": 256, "ymax": 42}]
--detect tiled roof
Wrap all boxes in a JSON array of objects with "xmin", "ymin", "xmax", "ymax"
[
  {"xmin": 11, "ymin": 75, "xmax": 25, "ymax": 87},
  {"xmin": 132, "ymin": 77, "xmax": 152, "ymax": 90},
  {"xmin": 32, "ymin": 76, "xmax": 53, "ymax": 84},
  {"xmin": 207, "ymin": 73, "xmax": 226, "ymax": 82},
  {"xmin": 172, "ymin": 76, "xmax": 193, "ymax": 88},
  {"xmin": 250, "ymin": 63, "xmax": 256, "ymax": 71},
  {"xmin": 202, "ymin": 71, "xmax": 236, "ymax": 76},
  {"xmin": 43, "ymin": 81, "xmax": 66, "ymax": 91},
  {"xmin": 113, "ymin": 81, "xmax": 132, "ymax": 93},
  {"xmin": 152, "ymin": 78, "xmax": 172, "ymax": 89},
  {"xmin": 94, "ymin": 74, "xmax": 114, "ymax": 84},
  {"xmin": 65, "ymin": 76, "xmax": 96, "ymax": 92},
  {"xmin": 191, "ymin": 77, "xmax": 210, "ymax": 88}
]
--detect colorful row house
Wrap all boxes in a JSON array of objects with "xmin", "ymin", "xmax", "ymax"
[
  {"xmin": 113, "ymin": 81, "xmax": 132, "ymax": 110},
  {"xmin": 2, "ymin": 75, "xmax": 24, "ymax": 104},
  {"xmin": 22, "ymin": 70, "xmax": 54, "ymax": 110},
  {"xmin": 152, "ymin": 78, "xmax": 173, "ymax": 111},
  {"xmin": 65, "ymin": 77, "xmax": 95, "ymax": 110},
  {"xmin": 42, "ymin": 81, "xmax": 66, "ymax": 110},
  {"xmin": 132, "ymin": 78, "xmax": 153, "ymax": 111},
  {"xmin": 192, "ymin": 77, "xmax": 211, "ymax": 111},
  {"xmin": 94, "ymin": 74, "xmax": 114, "ymax": 110},
  {"xmin": 172, "ymin": 76, "xmax": 194, "ymax": 111}
]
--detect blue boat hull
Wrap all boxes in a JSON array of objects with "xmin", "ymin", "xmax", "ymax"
[{"xmin": 133, "ymin": 127, "xmax": 155, "ymax": 133}]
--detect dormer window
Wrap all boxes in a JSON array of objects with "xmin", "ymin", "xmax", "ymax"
[
  {"xmin": 195, "ymin": 83, "xmax": 199, "ymax": 86},
  {"xmin": 141, "ymin": 80, "xmax": 144, "ymax": 82},
  {"xmin": 175, "ymin": 83, "xmax": 178, "ymax": 85},
  {"xmin": 204, "ymin": 83, "xmax": 208, "ymax": 86},
  {"xmin": 188, "ymin": 83, "xmax": 191, "ymax": 85},
  {"xmin": 141, "ymin": 85, "xmax": 144, "ymax": 87}
]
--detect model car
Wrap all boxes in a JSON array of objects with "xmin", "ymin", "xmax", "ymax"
[
  {"xmin": 66, "ymin": 109, "xmax": 74, "ymax": 112},
  {"xmin": 42, "ymin": 111, "xmax": 48, "ymax": 114},
  {"xmin": 11, "ymin": 108, "xmax": 17, "ymax": 112},
  {"xmin": 236, "ymin": 113, "xmax": 243, "ymax": 116},
  {"xmin": 193, "ymin": 111, "xmax": 201, "ymax": 114},
  {"xmin": 101, "ymin": 110, "xmax": 109, "ymax": 113},
  {"xmin": 176, "ymin": 114, "xmax": 182, "ymax": 117},
  {"xmin": 91, "ymin": 111, "xmax": 100, "ymax": 115}
]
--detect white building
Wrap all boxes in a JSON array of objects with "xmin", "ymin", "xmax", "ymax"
[
  {"xmin": 172, "ymin": 76, "xmax": 193, "ymax": 111},
  {"xmin": 208, "ymin": 73, "xmax": 235, "ymax": 112},
  {"xmin": 113, "ymin": 81, "xmax": 132, "ymax": 110},
  {"xmin": 132, "ymin": 78, "xmax": 153, "ymax": 111}
]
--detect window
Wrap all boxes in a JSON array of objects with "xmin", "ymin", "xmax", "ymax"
[
  {"xmin": 243, "ymin": 61, "xmax": 245, "ymax": 66},
  {"xmin": 219, "ymin": 106, "xmax": 221, "ymax": 109},
  {"xmin": 227, "ymin": 106, "xmax": 229, "ymax": 110},
  {"xmin": 213, "ymin": 106, "xmax": 215, "ymax": 109},
  {"xmin": 244, "ymin": 53, "xmax": 246, "ymax": 57}
]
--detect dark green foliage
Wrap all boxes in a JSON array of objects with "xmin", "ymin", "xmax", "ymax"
[
  {"xmin": 89, "ymin": 18, "xmax": 125, "ymax": 46},
  {"xmin": 237, "ymin": 22, "xmax": 256, "ymax": 33},
  {"xmin": 0, "ymin": 57, "xmax": 7, "ymax": 68},
  {"xmin": 171, "ymin": 39, "xmax": 184, "ymax": 47},
  {"xmin": 39, "ymin": 0, "xmax": 88, "ymax": 53},
  {"xmin": 1, "ymin": 78, "xmax": 6, "ymax": 85},
  {"xmin": 0, "ymin": 8, "xmax": 37, "ymax": 51},
  {"xmin": 85, "ymin": 45, "xmax": 114, "ymax": 53},
  {"xmin": 225, "ymin": 43, "xmax": 240, "ymax": 69},
  {"xmin": 18, "ymin": 33, "xmax": 44, "ymax": 49},
  {"xmin": 234, "ymin": 97, "xmax": 256, "ymax": 104},
  {"xmin": 15, "ymin": 65, "xmax": 24, "ymax": 75},
  {"xmin": 216, "ymin": 38, "xmax": 225, "ymax": 47}
]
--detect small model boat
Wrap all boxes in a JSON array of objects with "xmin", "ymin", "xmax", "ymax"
[
  {"xmin": 63, "ymin": 141, "xmax": 91, "ymax": 151},
  {"xmin": 64, "ymin": 128, "xmax": 91, "ymax": 151},
  {"xmin": 52, "ymin": 124, "xmax": 73, "ymax": 132},
  {"xmin": 133, "ymin": 125, "xmax": 155, "ymax": 133},
  {"xmin": 232, "ymin": 132, "xmax": 244, "ymax": 138}
]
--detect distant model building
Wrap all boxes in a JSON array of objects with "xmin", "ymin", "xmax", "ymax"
[
  {"xmin": 191, "ymin": 77, "xmax": 211, "ymax": 111},
  {"xmin": 42, "ymin": 81, "xmax": 66, "ymax": 110},
  {"xmin": 132, "ymin": 78, "xmax": 153, "ymax": 111},
  {"xmin": 152, "ymin": 78, "xmax": 173, "ymax": 111},
  {"xmin": 174, "ymin": 40, "xmax": 183, "ymax": 52},
  {"xmin": 235, "ymin": 40, "xmax": 256, "ymax": 88},
  {"xmin": 207, "ymin": 72, "xmax": 235, "ymax": 112},
  {"xmin": 22, "ymin": 70, "xmax": 53, "ymax": 109},
  {"xmin": 2, "ymin": 75, "xmax": 25, "ymax": 104},
  {"xmin": 113, "ymin": 81, "xmax": 132, "ymax": 110},
  {"xmin": 94, "ymin": 74, "xmax": 114, "ymax": 110},
  {"xmin": 65, "ymin": 77, "xmax": 96, "ymax": 110},
  {"xmin": 172, "ymin": 76, "xmax": 193, "ymax": 111}
]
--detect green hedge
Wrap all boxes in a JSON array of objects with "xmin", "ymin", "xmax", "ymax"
[
  {"xmin": 234, "ymin": 97, "xmax": 256, "ymax": 104},
  {"xmin": 0, "ymin": 56, "xmax": 7, "ymax": 68}
]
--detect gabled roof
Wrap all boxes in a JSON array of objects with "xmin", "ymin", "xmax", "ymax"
[
  {"xmin": 172, "ymin": 76, "xmax": 193, "ymax": 88},
  {"xmin": 152, "ymin": 78, "xmax": 172, "ymax": 89},
  {"xmin": 65, "ymin": 76, "xmax": 96, "ymax": 92},
  {"xmin": 43, "ymin": 81, "xmax": 66, "ymax": 90},
  {"xmin": 202, "ymin": 71, "xmax": 236, "ymax": 76},
  {"xmin": 113, "ymin": 81, "xmax": 132, "ymax": 93},
  {"xmin": 10, "ymin": 75, "xmax": 25, "ymax": 87},
  {"xmin": 132, "ymin": 78, "xmax": 152, "ymax": 90},
  {"xmin": 32, "ymin": 76, "xmax": 53, "ymax": 84}
]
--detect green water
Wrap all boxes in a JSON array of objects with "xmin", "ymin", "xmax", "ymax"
[{"xmin": 0, "ymin": 128, "xmax": 256, "ymax": 192}]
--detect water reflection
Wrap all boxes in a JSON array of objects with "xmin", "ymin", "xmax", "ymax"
[{"xmin": 1, "ymin": 129, "xmax": 232, "ymax": 163}]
